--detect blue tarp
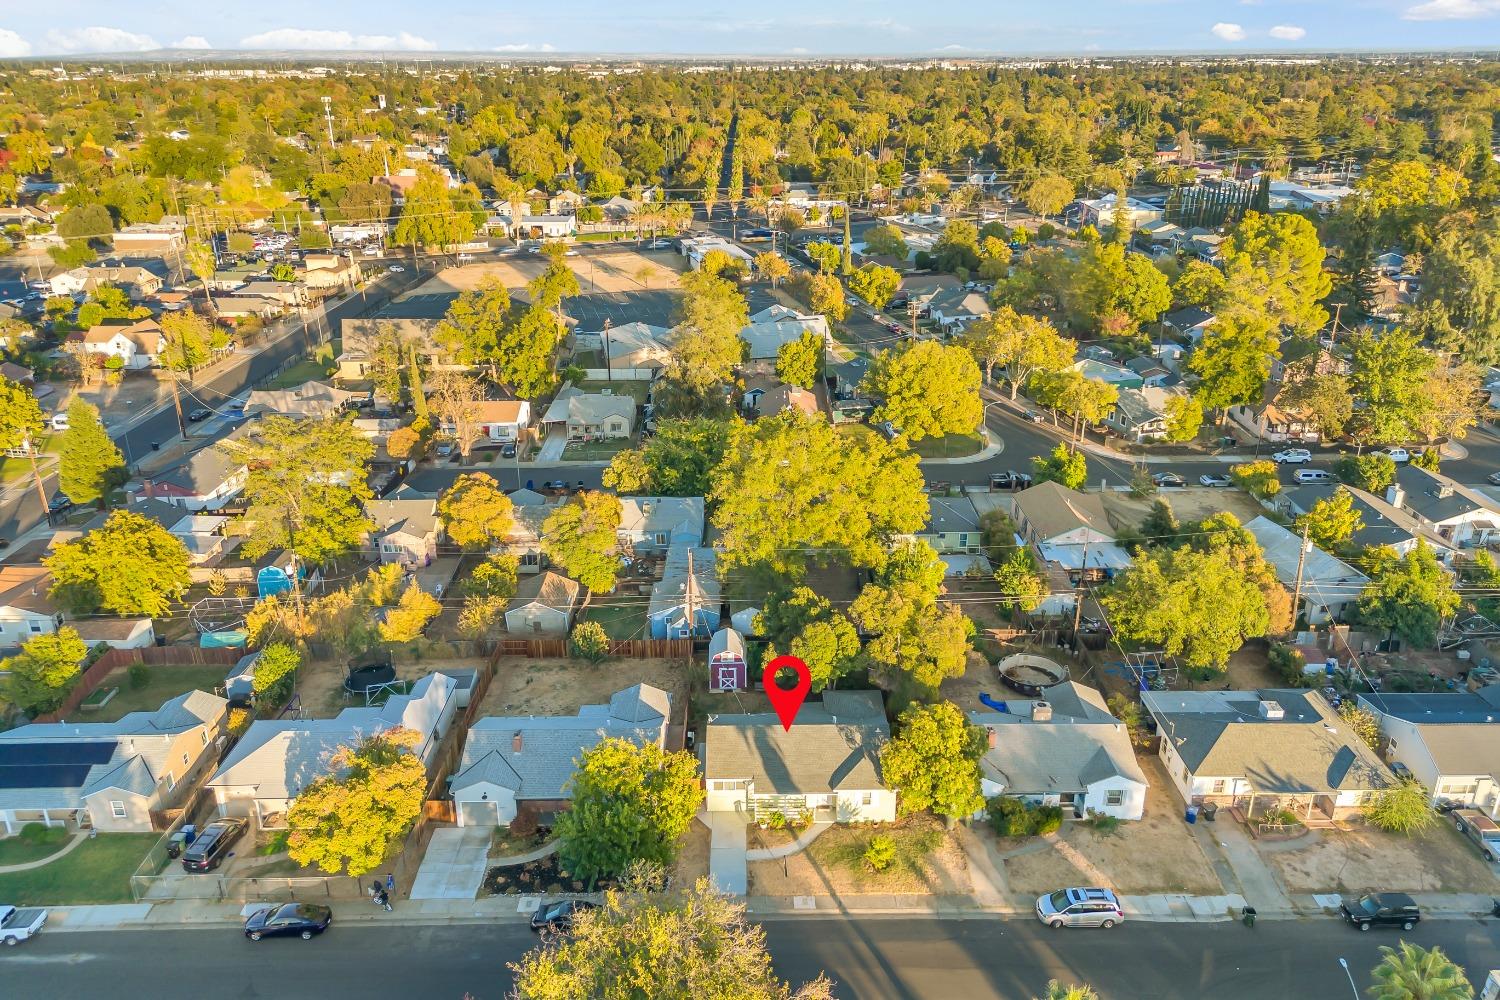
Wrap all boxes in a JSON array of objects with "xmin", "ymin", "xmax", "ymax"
[{"xmin": 201, "ymin": 630, "xmax": 248, "ymax": 649}]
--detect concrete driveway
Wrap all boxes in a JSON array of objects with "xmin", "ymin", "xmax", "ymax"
[
  {"xmin": 535, "ymin": 432, "xmax": 568, "ymax": 462},
  {"xmin": 704, "ymin": 812, "xmax": 748, "ymax": 896},
  {"xmin": 408, "ymin": 827, "xmax": 491, "ymax": 901}
]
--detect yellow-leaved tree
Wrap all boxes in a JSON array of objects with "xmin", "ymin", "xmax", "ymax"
[{"xmin": 286, "ymin": 729, "xmax": 426, "ymax": 877}]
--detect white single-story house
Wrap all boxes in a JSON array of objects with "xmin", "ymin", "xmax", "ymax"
[
  {"xmin": 0, "ymin": 691, "xmax": 227, "ymax": 834},
  {"xmin": 703, "ymin": 690, "xmax": 896, "ymax": 824},
  {"xmin": 1359, "ymin": 688, "xmax": 1500, "ymax": 816},
  {"xmin": 1385, "ymin": 465, "xmax": 1500, "ymax": 549},
  {"xmin": 738, "ymin": 304, "xmax": 832, "ymax": 361},
  {"xmin": 504, "ymin": 571, "xmax": 581, "ymax": 636},
  {"xmin": 649, "ymin": 547, "xmax": 720, "ymax": 639},
  {"xmin": 0, "ymin": 565, "xmax": 64, "ymax": 650},
  {"xmin": 450, "ymin": 683, "xmax": 671, "ymax": 827},
  {"xmin": 72, "ymin": 319, "xmax": 163, "ymax": 370},
  {"xmin": 542, "ymin": 386, "xmax": 635, "ymax": 440},
  {"xmin": 207, "ymin": 673, "xmax": 458, "ymax": 828},
  {"xmin": 1141, "ymin": 687, "xmax": 1391, "ymax": 822},
  {"xmin": 1012, "ymin": 481, "xmax": 1133, "ymax": 609},
  {"xmin": 471, "ymin": 400, "xmax": 531, "ymax": 443},
  {"xmin": 367, "ymin": 498, "xmax": 442, "ymax": 567},
  {"xmin": 970, "ymin": 682, "xmax": 1147, "ymax": 821},
  {"xmin": 927, "ymin": 288, "xmax": 990, "ymax": 332},
  {"xmin": 1243, "ymin": 516, "xmax": 1368, "ymax": 625}
]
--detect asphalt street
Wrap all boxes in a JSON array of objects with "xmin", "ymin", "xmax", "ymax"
[{"xmin": 4, "ymin": 916, "xmax": 1499, "ymax": 999}]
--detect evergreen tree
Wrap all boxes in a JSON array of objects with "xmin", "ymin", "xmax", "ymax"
[{"xmin": 57, "ymin": 398, "xmax": 124, "ymax": 507}]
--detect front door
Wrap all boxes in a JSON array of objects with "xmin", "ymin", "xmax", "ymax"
[{"xmin": 811, "ymin": 794, "xmax": 836, "ymax": 821}]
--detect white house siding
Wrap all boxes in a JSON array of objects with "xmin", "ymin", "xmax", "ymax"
[
  {"xmin": 0, "ymin": 608, "xmax": 60, "ymax": 646},
  {"xmin": 1380, "ymin": 715, "xmax": 1500, "ymax": 815},
  {"xmin": 705, "ymin": 780, "xmax": 750, "ymax": 815},
  {"xmin": 454, "ymin": 781, "xmax": 516, "ymax": 827},
  {"xmin": 978, "ymin": 775, "xmax": 1145, "ymax": 822},
  {"xmin": 834, "ymin": 789, "xmax": 897, "ymax": 823},
  {"xmin": 504, "ymin": 603, "xmax": 571, "ymax": 636},
  {"xmin": 82, "ymin": 789, "xmax": 153, "ymax": 832}
]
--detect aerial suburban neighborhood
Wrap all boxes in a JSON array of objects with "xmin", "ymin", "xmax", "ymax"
[{"xmin": 0, "ymin": 8, "xmax": 1499, "ymax": 998}]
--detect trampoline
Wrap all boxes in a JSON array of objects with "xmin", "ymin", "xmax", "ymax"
[{"xmin": 344, "ymin": 660, "xmax": 396, "ymax": 696}]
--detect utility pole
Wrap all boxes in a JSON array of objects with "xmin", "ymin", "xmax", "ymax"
[
  {"xmin": 1328, "ymin": 302, "xmax": 1343, "ymax": 350},
  {"xmin": 1291, "ymin": 521, "xmax": 1312, "ymax": 628},
  {"xmin": 684, "ymin": 549, "xmax": 697, "ymax": 641},
  {"xmin": 24, "ymin": 431, "xmax": 49, "ymax": 519},
  {"xmin": 322, "ymin": 96, "xmax": 335, "ymax": 147},
  {"xmin": 602, "ymin": 318, "xmax": 612, "ymax": 384},
  {"xmin": 1071, "ymin": 533, "xmax": 1093, "ymax": 652}
]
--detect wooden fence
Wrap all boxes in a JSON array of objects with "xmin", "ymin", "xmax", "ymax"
[
  {"xmin": 35, "ymin": 646, "xmax": 242, "ymax": 723},
  {"xmin": 491, "ymin": 637, "xmax": 694, "ymax": 659}
]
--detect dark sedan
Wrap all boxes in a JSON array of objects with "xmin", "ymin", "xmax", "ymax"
[
  {"xmin": 188, "ymin": 407, "xmax": 212, "ymax": 421},
  {"xmin": 244, "ymin": 903, "xmax": 333, "ymax": 942},
  {"xmin": 529, "ymin": 899, "xmax": 596, "ymax": 934}
]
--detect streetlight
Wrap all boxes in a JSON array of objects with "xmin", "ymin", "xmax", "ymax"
[{"xmin": 1337, "ymin": 958, "xmax": 1359, "ymax": 999}]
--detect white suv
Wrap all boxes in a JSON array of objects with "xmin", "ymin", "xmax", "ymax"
[
  {"xmin": 1035, "ymin": 887, "xmax": 1125, "ymax": 929},
  {"xmin": 1273, "ymin": 448, "xmax": 1312, "ymax": 465}
]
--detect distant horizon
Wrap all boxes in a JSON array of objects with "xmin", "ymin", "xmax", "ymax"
[{"xmin": 2, "ymin": 1, "xmax": 1498, "ymax": 61}]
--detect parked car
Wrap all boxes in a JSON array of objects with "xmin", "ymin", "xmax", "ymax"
[
  {"xmin": 989, "ymin": 471, "xmax": 1033, "ymax": 492},
  {"xmin": 500, "ymin": 441, "xmax": 517, "ymax": 458},
  {"xmin": 1295, "ymin": 469, "xmax": 1335, "ymax": 485},
  {"xmin": 1035, "ymin": 887, "xmax": 1124, "ymax": 929},
  {"xmin": 1489, "ymin": 471, "xmax": 1500, "ymax": 487},
  {"xmin": 47, "ymin": 492, "xmax": 74, "ymax": 516},
  {"xmin": 0, "ymin": 904, "xmax": 47, "ymax": 946},
  {"xmin": 362, "ymin": 246, "xmax": 382, "ymax": 257},
  {"xmin": 434, "ymin": 441, "xmax": 455, "ymax": 458},
  {"xmin": 1022, "ymin": 410, "xmax": 1046, "ymax": 424},
  {"xmin": 49, "ymin": 412, "xmax": 69, "ymax": 432},
  {"xmin": 542, "ymin": 480, "xmax": 570, "ymax": 494},
  {"xmin": 181, "ymin": 818, "xmax": 248, "ymax": 873},
  {"xmin": 188, "ymin": 407, "xmax": 212, "ymax": 422},
  {"xmin": 1151, "ymin": 472, "xmax": 1185, "ymax": 488},
  {"xmin": 1383, "ymin": 447, "xmax": 1411, "ymax": 464},
  {"xmin": 529, "ymin": 899, "xmax": 597, "ymax": 934},
  {"xmin": 387, "ymin": 265, "xmax": 405, "ymax": 273},
  {"xmin": 1199, "ymin": 473, "xmax": 1232, "ymax": 487},
  {"xmin": 1339, "ymin": 892, "xmax": 1420, "ymax": 931},
  {"xmin": 243, "ymin": 902, "xmax": 333, "ymax": 942},
  {"xmin": 875, "ymin": 420, "xmax": 903, "ymax": 441},
  {"xmin": 1273, "ymin": 448, "xmax": 1312, "ymax": 465},
  {"xmin": 1454, "ymin": 809, "xmax": 1500, "ymax": 863}
]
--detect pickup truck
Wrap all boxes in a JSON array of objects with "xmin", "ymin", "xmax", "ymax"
[
  {"xmin": 0, "ymin": 904, "xmax": 48, "ymax": 945},
  {"xmin": 1454, "ymin": 809, "xmax": 1500, "ymax": 863}
]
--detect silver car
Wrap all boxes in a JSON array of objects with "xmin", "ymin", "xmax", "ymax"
[{"xmin": 1035, "ymin": 887, "xmax": 1125, "ymax": 929}]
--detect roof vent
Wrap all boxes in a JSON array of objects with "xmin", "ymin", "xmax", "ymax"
[
  {"xmin": 1385, "ymin": 485, "xmax": 1404, "ymax": 509},
  {"xmin": 1437, "ymin": 485, "xmax": 1454, "ymax": 499},
  {"xmin": 512, "ymin": 732, "xmax": 523, "ymax": 752},
  {"xmin": 1032, "ymin": 701, "xmax": 1052, "ymax": 722},
  {"xmin": 600, "ymin": 387, "xmax": 613, "ymax": 395},
  {"xmin": 1258, "ymin": 699, "xmax": 1285, "ymax": 720}
]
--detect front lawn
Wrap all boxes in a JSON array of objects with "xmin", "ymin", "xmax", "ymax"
[
  {"xmin": 0, "ymin": 833, "xmax": 157, "ymax": 905},
  {"xmin": 911, "ymin": 433, "xmax": 985, "ymax": 459},
  {"xmin": 562, "ymin": 438, "xmax": 633, "ymax": 461},
  {"xmin": 80, "ymin": 665, "xmax": 228, "ymax": 723},
  {"xmin": 0, "ymin": 824, "xmax": 72, "ymax": 866},
  {"xmin": 264, "ymin": 349, "xmax": 335, "ymax": 390}
]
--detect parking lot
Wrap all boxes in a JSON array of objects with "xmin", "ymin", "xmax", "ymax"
[{"xmin": 565, "ymin": 288, "xmax": 682, "ymax": 330}]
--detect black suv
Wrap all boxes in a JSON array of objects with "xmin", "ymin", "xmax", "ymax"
[
  {"xmin": 1340, "ymin": 892, "xmax": 1421, "ymax": 931},
  {"xmin": 181, "ymin": 818, "xmax": 248, "ymax": 873}
]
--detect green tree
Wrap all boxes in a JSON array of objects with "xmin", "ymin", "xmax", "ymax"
[
  {"xmin": 377, "ymin": 581, "xmax": 442, "ymax": 643},
  {"xmin": 46, "ymin": 509, "xmax": 191, "ymax": 616},
  {"xmin": 1370, "ymin": 942, "xmax": 1472, "ymax": 1000},
  {"xmin": 0, "ymin": 374, "xmax": 46, "ymax": 506},
  {"xmin": 671, "ymin": 269, "xmax": 749, "ymax": 391},
  {"xmin": 1349, "ymin": 328, "xmax": 1438, "ymax": 445},
  {"xmin": 542, "ymin": 491, "xmax": 624, "ymax": 595},
  {"xmin": 1101, "ymin": 547, "xmax": 1270, "ymax": 676},
  {"xmin": 57, "ymin": 397, "xmax": 123, "ymax": 506},
  {"xmin": 710, "ymin": 411, "xmax": 927, "ymax": 575},
  {"xmin": 286, "ymin": 729, "xmax": 426, "ymax": 877},
  {"xmin": 3, "ymin": 628, "xmax": 87, "ymax": 716},
  {"xmin": 1031, "ymin": 369, "xmax": 1118, "ymax": 442},
  {"xmin": 757, "ymin": 587, "xmax": 861, "ymax": 692},
  {"xmin": 846, "ymin": 263, "xmax": 901, "ymax": 309},
  {"xmin": 1412, "ymin": 218, "xmax": 1500, "ymax": 365},
  {"xmin": 805, "ymin": 241, "xmax": 842, "ymax": 274},
  {"xmin": 1280, "ymin": 370, "xmax": 1354, "ymax": 441},
  {"xmin": 776, "ymin": 330, "xmax": 823, "ymax": 389},
  {"xmin": 251, "ymin": 642, "xmax": 301, "ymax": 708},
  {"xmin": 1221, "ymin": 211, "xmax": 1332, "ymax": 336},
  {"xmin": 1172, "ymin": 260, "xmax": 1227, "ymax": 309},
  {"xmin": 798, "ymin": 272, "xmax": 848, "ymax": 323},
  {"xmin": 1021, "ymin": 173, "xmax": 1075, "ymax": 217},
  {"xmin": 1357, "ymin": 542, "xmax": 1460, "ymax": 648},
  {"xmin": 438, "ymin": 473, "xmax": 514, "ymax": 550},
  {"xmin": 1366, "ymin": 779, "xmax": 1440, "ymax": 837},
  {"xmin": 499, "ymin": 301, "xmax": 565, "ymax": 399},
  {"xmin": 393, "ymin": 166, "xmax": 477, "ymax": 251},
  {"xmin": 850, "ymin": 578, "xmax": 972, "ymax": 695},
  {"xmin": 508, "ymin": 872, "xmax": 835, "ymax": 1000},
  {"xmin": 158, "ymin": 309, "xmax": 216, "ymax": 373},
  {"xmin": 1230, "ymin": 460, "xmax": 1281, "ymax": 500},
  {"xmin": 862, "ymin": 223, "xmax": 909, "ymax": 258},
  {"xmin": 993, "ymin": 548, "xmax": 1048, "ymax": 613},
  {"xmin": 571, "ymin": 620, "xmax": 611, "ymax": 664},
  {"xmin": 879, "ymin": 701, "xmax": 986, "ymax": 826},
  {"xmin": 754, "ymin": 251, "xmax": 790, "ymax": 288},
  {"xmin": 434, "ymin": 278, "xmax": 510, "ymax": 378},
  {"xmin": 1297, "ymin": 487, "xmax": 1365, "ymax": 552},
  {"xmin": 184, "ymin": 240, "xmax": 217, "ymax": 316},
  {"xmin": 1031, "ymin": 443, "xmax": 1087, "ymax": 490},
  {"xmin": 865, "ymin": 341, "xmax": 982, "ymax": 442},
  {"xmin": 963, "ymin": 308, "xmax": 1075, "ymax": 397},
  {"xmin": 1189, "ymin": 313, "xmax": 1280, "ymax": 414},
  {"xmin": 464, "ymin": 552, "xmax": 520, "ymax": 600},
  {"xmin": 602, "ymin": 418, "xmax": 732, "ymax": 497},
  {"xmin": 1339, "ymin": 700, "xmax": 1381, "ymax": 751},
  {"xmin": 6, "ymin": 130, "xmax": 52, "ymax": 175},
  {"xmin": 1067, "ymin": 240, "xmax": 1172, "ymax": 341},
  {"xmin": 1162, "ymin": 395, "xmax": 1203, "ymax": 443},
  {"xmin": 555, "ymin": 738, "xmax": 705, "ymax": 884}
]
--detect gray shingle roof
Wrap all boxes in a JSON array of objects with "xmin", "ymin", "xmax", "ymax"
[
  {"xmin": 509, "ymin": 571, "xmax": 581, "ymax": 614},
  {"xmin": 367, "ymin": 499, "xmax": 439, "ymax": 542},
  {"xmin": 925, "ymin": 495, "xmax": 981, "ymax": 534},
  {"xmin": 1393, "ymin": 464, "xmax": 1500, "ymax": 525},
  {"xmin": 703, "ymin": 693, "xmax": 890, "ymax": 795}
]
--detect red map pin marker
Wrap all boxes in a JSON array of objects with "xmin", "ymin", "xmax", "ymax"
[{"xmin": 764, "ymin": 654, "xmax": 812, "ymax": 731}]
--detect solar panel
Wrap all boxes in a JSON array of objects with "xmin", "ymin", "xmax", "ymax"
[
  {"xmin": 0, "ymin": 741, "xmax": 118, "ymax": 767},
  {"xmin": 0, "ymin": 763, "xmax": 97, "ymax": 789}
]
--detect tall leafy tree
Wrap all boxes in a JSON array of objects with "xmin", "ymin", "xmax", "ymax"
[
  {"xmin": 1220, "ymin": 211, "xmax": 1332, "ymax": 336},
  {"xmin": 46, "ymin": 510, "xmax": 191, "ymax": 616},
  {"xmin": 1296, "ymin": 487, "xmax": 1364, "ymax": 553},
  {"xmin": 0, "ymin": 374, "xmax": 48, "ymax": 511},
  {"xmin": 1031, "ymin": 443, "xmax": 1088, "ymax": 490},
  {"xmin": 58, "ymin": 397, "xmax": 124, "ymax": 506},
  {"xmin": 1357, "ymin": 542, "xmax": 1460, "ymax": 648},
  {"xmin": 879, "ymin": 701, "xmax": 986, "ymax": 826},
  {"xmin": 554, "ymin": 739, "xmax": 705, "ymax": 884},
  {"xmin": 864, "ymin": 341, "xmax": 982, "ymax": 442},
  {"xmin": 438, "ymin": 472, "xmax": 514, "ymax": 550},
  {"xmin": 1348, "ymin": 327, "xmax": 1438, "ymax": 445},
  {"xmin": 1369, "ymin": 943, "xmax": 1472, "ymax": 1000},
  {"xmin": 3, "ymin": 628, "xmax": 88, "ymax": 716},
  {"xmin": 602, "ymin": 418, "xmax": 732, "ymax": 497},
  {"xmin": 757, "ymin": 587, "xmax": 861, "ymax": 692},
  {"xmin": 434, "ymin": 278, "xmax": 510, "ymax": 377},
  {"xmin": 286, "ymin": 730, "xmax": 426, "ymax": 877},
  {"xmin": 542, "ymin": 491, "xmax": 624, "ymax": 595},
  {"xmin": 1189, "ymin": 313, "xmax": 1280, "ymax": 414},
  {"xmin": 670, "ymin": 268, "xmax": 749, "ymax": 391},
  {"xmin": 775, "ymin": 330, "xmax": 823, "ymax": 389},
  {"xmin": 393, "ymin": 166, "xmax": 477, "ymax": 251},
  {"xmin": 962, "ymin": 308, "xmax": 1075, "ymax": 398}
]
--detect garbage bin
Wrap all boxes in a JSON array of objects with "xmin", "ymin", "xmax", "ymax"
[
  {"xmin": 1202, "ymin": 802, "xmax": 1219, "ymax": 822},
  {"xmin": 1242, "ymin": 906, "xmax": 1257, "ymax": 928},
  {"xmin": 1185, "ymin": 805, "xmax": 1199, "ymax": 824}
]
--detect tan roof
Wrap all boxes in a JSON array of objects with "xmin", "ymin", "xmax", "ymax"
[
  {"xmin": 81, "ymin": 319, "xmax": 162, "ymax": 354},
  {"xmin": 473, "ymin": 400, "xmax": 527, "ymax": 423},
  {"xmin": 1013, "ymin": 481, "xmax": 1112, "ymax": 541},
  {"xmin": 509, "ymin": 571, "xmax": 580, "ymax": 614},
  {"xmin": 0, "ymin": 565, "xmax": 57, "ymax": 615}
]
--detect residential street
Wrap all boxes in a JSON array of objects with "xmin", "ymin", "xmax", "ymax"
[{"xmin": 6, "ymin": 917, "xmax": 1500, "ymax": 999}]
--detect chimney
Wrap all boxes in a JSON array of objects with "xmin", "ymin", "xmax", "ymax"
[
  {"xmin": 987, "ymin": 727, "xmax": 997, "ymax": 749},
  {"xmin": 512, "ymin": 732, "xmax": 523, "ymax": 752},
  {"xmin": 1032, "ymin": 701, "xmax": 1052, "ymax": 722},
  {"xmin": 143, "ymin": 479, "xmax": 154, "ymax": 500},
  {"xmin": 1385, "ymin": 484, "xmax": 1404, "ymax": 509}
]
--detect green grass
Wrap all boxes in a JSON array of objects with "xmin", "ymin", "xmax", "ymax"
[
  {"xmin": 570, "ymin": 349, "xmax": 604, "ymax": 368},
  {"xmin": 562, "ymin": 439, "xmax": 633, "ymax": 461},
  {"xmin": 0, "ymin": 833, "xmax": 157, "ymax": 905},
  {"xmin": 574, "ymin": 231, "xmax": 631, "ymax": 243},
  {"xmin": 264, "ymin": 358, "xmax": 334, "ymax": 389},
  {"xmin": 0, "ymin": 432, "xmax": 58, "ymax": 484},
  {"xmin": 576, "ymin": 380, "xmax": 650, "ymax": 404},
  {"xmin": 0, "ymin": 824, "xmax": 73, "ymax": 866},
  {"xmin": 911, "ymin": 432, "xmax": 985, "ymax": 459},
  {"xmin": 579, "ymin": 603, "xmax": 648, "ymax": 641},
  {"xmin": 82, "ymin": 665, "xmax": 228, "ymax": 723}
]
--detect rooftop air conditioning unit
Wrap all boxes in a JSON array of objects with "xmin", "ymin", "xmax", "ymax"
[
  {"xmin": 1258, "ymin": 700, "xmax": 1285, "ymax": 720},
  {"xmin": 1032, "ymin": 701, "xmax": 1053, "ymax": 722}
]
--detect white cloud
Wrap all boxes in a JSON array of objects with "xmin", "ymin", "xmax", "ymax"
[
  {"xmin": 492, "ymin": 42, "xmax": 557, "ymax": 52},
  {"xmin": 1269, "ymin": 24, "xmax": 1307, "ymax": 40},
  {"xmin": 171, "ymin": 36, "xmax": 212, "ymax": 50},
  {"xmin": 239, "ymin": 28, "xmax": 436, "ymax": 50},
  {"xmin": 0, "ymin": 29, "xmax": 31, "ymax": 58},
  {"xmin": 1403, "ymin": 0, "xmax": 1500, "ymax": 19},
  {"xmin": 1210, "ymin": 22, "xmax": 1247, "ymax": 41},
  {"xmin": 43, "ymin": 26, "xmax": 159, "ymax": 53}
]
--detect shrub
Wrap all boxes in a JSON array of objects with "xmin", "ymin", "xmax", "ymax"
[
  {"xmin": 1033, "ymin": 805, "xmax": 1064, "ymax": 836},
  {"xmin": 766, "ymin": 811, "xmax": 788, "ymax": 831},
  {"xmin": 570, "ymin": 621, "xmax": 610, "ymax": 664},
  {"xmin": 863, "ymin": 833, "xmax": 896, "ymax": 872},
  {"xmin": 227, "ymin": 707, "xmax": 252, "ymax": 736},
  {"xmin": 509, "ymin": 812, "xmax": 540, "ymax": 841},
  {"xmin": 206, "ymin": 571, "xmax": 228, "ymax": 597},
  {"xmin": 1084, "ymin": 812, "xmax": 1120, "ymax": 835},
  {"xmin": 986, "ymin": 796, "xmax": 1034, "ymax": 837},
  {"xmin": 127, "ymin": 663, "xmax": 150, "ymax": 689},
  {"xmin": 1367, "ymin": 779, "xmax": 1438, "ymax": 836}
]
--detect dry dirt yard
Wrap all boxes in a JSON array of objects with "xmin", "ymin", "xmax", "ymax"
[
  {"xmin": 406, "ymin": 248, "xmax": 685, "ymax": 297},
  {"xmin": 747, "ymin": 815, "xmax": 972, "ymax": 897},
  {"xmin": 1102, "ymin": 486, "xmax": 1265, "ymax": 534},
  {"xmin": 476, "ymin": 656, "xmax": 694, "ymax": 718},
  {"xmin": 672, "ymin": 820, "xmax": 712, "ymax": 887},
  {"xmin": 997, "ymin": 758, "xmax": 1224, "ymax": 896},
  {"xmin": 297, "ymin": 657, "xmax": 487, "ymax": 719},
  {"xmin": 1263, "ymin": 820, "xmax": 1500, "ymax": 894}
]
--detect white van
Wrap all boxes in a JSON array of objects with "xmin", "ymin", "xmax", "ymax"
[
  {"xmin": 1294, "ymin": 469, "xmax": 1334, "ymax": 484},
  {"xmin": 49, "ymin": 412, "xmax": 69, "ymax": 432}
]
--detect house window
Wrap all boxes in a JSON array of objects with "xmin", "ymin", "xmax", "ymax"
[
  {"xmin": 1105, "ymin": 790, "xmax": 1124, "ymax": 807},
  {"xmin": 109, "ymin": 800, "xmax": 126, "ymax": 819},
  {"xmin": 1210, "ymin": 779, "xmax": 1227, "ymax": 795},
  {"xmin": 201, "ymin": 731, "xmax": 209, "ymax": 746},
  {"xmin": 182, "ymin": 753, "xmax": 190, "ymax": 766},
  {"xmin": 654, "ymin": 533, "xmax": 668, "ymax": 546},
  {"xmin": 860, "ymin": 792, "xmax": 873, "ymax": 806},
  {"xmin": 28, "ymin": 620, "xmax": 41, "ymax": 633},
  {"xmin": 164, "ymin": 774, "xmax": 175, "ymax": 793}
]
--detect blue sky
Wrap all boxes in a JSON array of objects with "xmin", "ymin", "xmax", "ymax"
[{"xmin": 0, "ymin": 1, "xmax": 1496, "ymax": 57}]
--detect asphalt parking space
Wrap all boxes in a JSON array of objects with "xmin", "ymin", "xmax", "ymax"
[{"xmin": 564, "ymin": 288, "xmax": 681, "ymax": 331}]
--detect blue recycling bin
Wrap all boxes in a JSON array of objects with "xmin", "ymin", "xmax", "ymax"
[{"xmin": 1185, "ymin": 805, "xmax": 1199, "ymax": 824}]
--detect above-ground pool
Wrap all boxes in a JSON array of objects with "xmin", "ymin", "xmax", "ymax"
[
  {"xmin": 996, "ymin": 652, "xmax": 1069, "ymax": 698},
  {"xmin": 344, "ymin": 661, "xmax": 397, "ymax": 696}
]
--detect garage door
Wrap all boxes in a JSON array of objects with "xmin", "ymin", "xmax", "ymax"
[{"xmin": 458, "ymin": 800, "xmax": 499, "ymax": 828}]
